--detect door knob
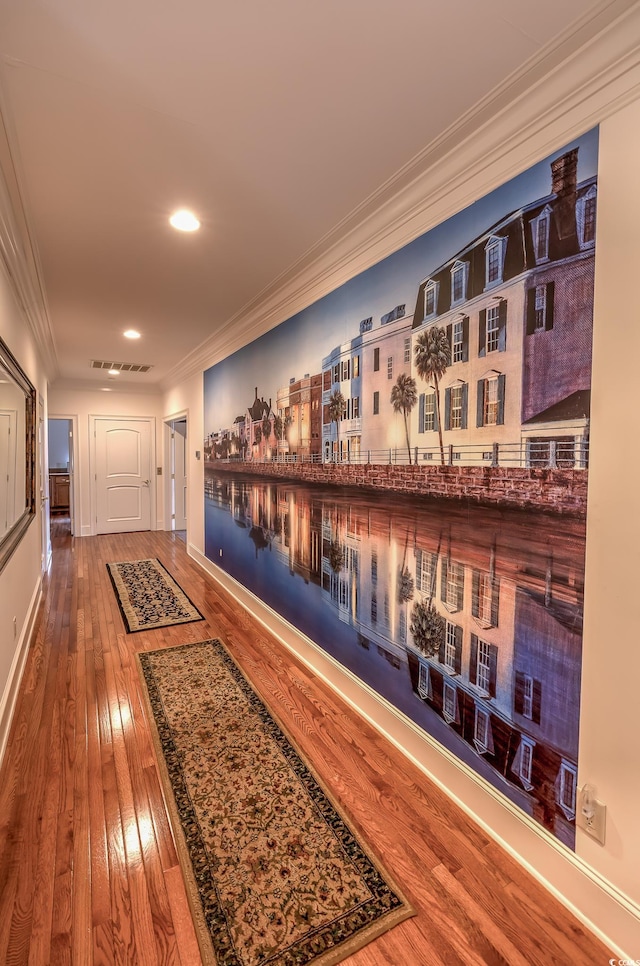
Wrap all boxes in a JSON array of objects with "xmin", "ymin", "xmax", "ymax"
[{"xmin": 142, "ymin": 479, "xmax": 150, "ymax": 486}]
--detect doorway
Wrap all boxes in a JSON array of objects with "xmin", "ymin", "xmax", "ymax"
[
  {"xmin": 47, "ymin": 417, "xmax": 75, "ymax": 537},
  {"xmin": 165, "ymin": 415, "xmax": 188, "ymax": 541}
]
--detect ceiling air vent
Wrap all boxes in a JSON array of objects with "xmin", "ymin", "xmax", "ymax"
[{"xmin": 90, "ymin": 360, "xmax": 153, "ymax": 373}]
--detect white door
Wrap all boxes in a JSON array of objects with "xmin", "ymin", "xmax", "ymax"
[
  {"xmin": 95, "ymin": 418, "xmax": 153, "ymax": 533},
  {"xmin": 173, "ymin": 419, "xmax": 187, "ymax": 530}
]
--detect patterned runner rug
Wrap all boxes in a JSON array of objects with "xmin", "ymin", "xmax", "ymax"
[
  {"xmin": 107, "ymin": 558, "xmax": 204, "ymax": 633},
  {"xmin": 137, "ymin": 639, "xmax": 415, "ymax": 966}
]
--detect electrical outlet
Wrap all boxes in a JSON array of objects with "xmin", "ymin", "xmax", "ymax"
[
  {"xmin": 219, "ymin": 548, "xmax": 223, "ymax": 557},
  {"xmin": 577, "ymin": 785, "xmax": 606, "ymax": 845}
]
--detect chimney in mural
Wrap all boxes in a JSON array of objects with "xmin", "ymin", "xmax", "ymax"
[{"xmin": 551, "ymin": 148, "xmax": 578, "ymax": 241}]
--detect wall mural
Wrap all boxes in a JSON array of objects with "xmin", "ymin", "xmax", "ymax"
[{"xmin": 204, "ymin": 128, "xmax": 598, "ymax": 849}]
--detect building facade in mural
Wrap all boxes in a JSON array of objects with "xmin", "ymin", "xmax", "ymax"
[
  {"xmin": 410, "ymin": 147, "xmax": 593, "ymax": 469},
  {"xmin": 202, "ymin": 133, "xmax": 598, "ymax": 850},
  {"xmin": 276, "ymin": 373, "xmax": 323, "ymax": 462}
]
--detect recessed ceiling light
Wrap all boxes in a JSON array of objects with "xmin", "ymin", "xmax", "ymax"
[
  {"xmin": 123, "ymin": 329, "xmax": 141, "ymax": 339},
  {"xmin": 169, "ymin": 209, "xmax": 200, "ymax": 232},
  {"xmin": 108, "ymin": 369, "xmax": 120, "ymax": 376},
  {"xmin": 101, "ymin": 388, "xmax": 111, "ymax": 392}
]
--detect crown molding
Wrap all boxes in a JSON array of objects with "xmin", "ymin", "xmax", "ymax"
[
  {"xmin": 162, "ymin": 0, "xmax": 640, "ymax": 391},
  {"xmin": 0, "ymin": 72, "xmax": 59, "ymax": 381}
]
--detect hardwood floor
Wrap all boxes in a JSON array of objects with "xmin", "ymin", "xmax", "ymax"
[{"xmin": 0, "ymin": 522, "xmax": 611, "ymax": 965}]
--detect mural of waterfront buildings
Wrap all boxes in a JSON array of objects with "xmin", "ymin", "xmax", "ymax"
[{"xmin": 203, "ymin": 129, "xmax": 598, "ymax": 849}]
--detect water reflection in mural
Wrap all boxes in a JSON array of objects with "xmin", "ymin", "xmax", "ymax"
[{"xmin": 205, "ymin": 468, "xmax": 584, "ymax": 848}]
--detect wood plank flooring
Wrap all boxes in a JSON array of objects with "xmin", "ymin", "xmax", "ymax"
[{"xmin": 0, "ymin": 521, "xmax": 612, "ymax": 965}]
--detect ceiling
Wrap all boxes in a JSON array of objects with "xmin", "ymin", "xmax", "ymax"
[{"xmin": 0, "ymin": 0, "xmax": 630, "ymax": 392}]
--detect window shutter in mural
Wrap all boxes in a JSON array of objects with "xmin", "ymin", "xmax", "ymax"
[
  {"xmin": 461, "ymin": 383, "xmax": 468, "ymax": 430},
  {"xmin": 498, "ymin": 300, "xmax": 507, "ymax": 351},
  {"xmin": 497, "ymin": 373, "xmax": 506, "ymax": 425},
  {"xmin": 488, "ymin": 645, "xmax": 498, "ymax": 698},
  {"xmin": 454, "ymin": 625, "xmax": 463, "ymax": 674},
  {"xmin": 469, "ymin": 634, "xmax": 478, "ymax": 685},
  {"xmin": 476, "ymin": 380, "xmax": 485, "ymax": 428},
  {"xmin": 491, "ymin": 578, "xmax": 500, "ymax": 627},
  {"xmin": 478, "ymin": 309, "xmax": 487, "ymax": 357}
]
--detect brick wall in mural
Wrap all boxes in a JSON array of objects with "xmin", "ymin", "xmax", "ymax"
[{"xmin": 203, "ymin": 128, "xmax": 598, "ymax": 850}]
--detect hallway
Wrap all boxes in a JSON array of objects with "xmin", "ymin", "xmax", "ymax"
[{"xmin": 0, "ymin": 523, "xmax": 611, "ymax": 965}]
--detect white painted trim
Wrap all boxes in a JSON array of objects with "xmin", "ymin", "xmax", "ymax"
[
  {"xmin": 188, "ymin": 542, "xmax": 640, "ymax": 959},
  {"xmin": 162, "ymin": 0, "xmax": 640, "ymax": 390},
  {"xmin": 0, "ymin": 575, "xmax": 41, "ymax": 767}
]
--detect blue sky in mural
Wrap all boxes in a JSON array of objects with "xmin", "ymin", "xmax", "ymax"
[{"xmin": 204, "ymin": 129, "xmax": 598, "ymax": 431}]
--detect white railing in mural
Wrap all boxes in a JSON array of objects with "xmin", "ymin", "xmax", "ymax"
[{"xmin": 207, "ymin": 429, "xmax": 589, "ymax": 470}]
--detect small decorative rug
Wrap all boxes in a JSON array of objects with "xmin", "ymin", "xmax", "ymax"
[
  {"xmin": 137, "ymin": 639, "xmax": 414, "ymax": 966},
  {"xmin": 106, "ymin": 558, "xmax": 204, "ymax": 633}
]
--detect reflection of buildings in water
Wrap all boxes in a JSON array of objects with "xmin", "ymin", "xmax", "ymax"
[
  {"xmin": 406, "ymin": 541, "xmax": 582, "ymax": 847},
  {"xmin": 321, "ymin": 504, "xmax": 361, "ymax": 624},
  {"xmin": 511, "ymin": 588, "xmax": 581, "ymax": 844},
  {"xmin": 204, "ymin": 476, "xmax": 253, "ymax": 528},
  {"xmin": 275, "ymin": 485, "xmax": 323, "ymax": 584},
  {"xmin": 315, "ymin": 493, "xmax": 583, "ymax": 847},
  {"xmin": 206, "ymin": 476, "xmax": 324, "ymax": 584},
  {"xmin": 206, "ymin": 470, "xmax": 583, "ymax": 846}
]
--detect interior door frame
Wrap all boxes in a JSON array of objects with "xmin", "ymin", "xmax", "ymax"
[
  {"xmin": 47, "ymin": 413, "xmax": 78, "ymax": 537},
  {"xmin": 163, "ymin": 409, "xmax": 188, "ymax": 536},
  {"xmin": 89, "ymin": 414, "xmax": 156, "ymax": 536}
]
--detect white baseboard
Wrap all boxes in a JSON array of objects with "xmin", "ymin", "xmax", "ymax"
[
  {"xmin": 189, "ymin": 543, "xmax": 640, "ymax": 959},
  {"xmin": 0, "ymin": 576, "xmax": 42, "ymax": 768}
]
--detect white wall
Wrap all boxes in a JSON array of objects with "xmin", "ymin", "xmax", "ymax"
[
  {"xmin": 162, "ymin": 97, "xmax": 640, "ymax": 957},
  {"xmin": 579, "ymin": 95, "xmax": 640, "ymax": 911},
  {"xmin": 48, "ymin": 388, "xmax": 164, "ymax": 536},
  {"xmin": 0, "ymin": 266, "xmax": 47, "ymax": 763}
]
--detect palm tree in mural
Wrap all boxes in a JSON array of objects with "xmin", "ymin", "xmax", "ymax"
[
  {"xmin": 261, "ymin": 413, "xmax": 272, "ymax": 458},
  {"xmin": 272, "ymin": 414, "xmax": 283, "ymax": 459},
  {"xmin": 329, "ymin": 539, "xmax": 344, "ymax": 574},
  {"xmin": 414, "ymin": 326, "xmax": 451, "ymax": 466},
  {"xmin": 327, "ymin": 389, "xmax": 346, "ymax": 462},
  {"xmin": 390, "ymin": 373, "xmax": 418, "ymax": 464},
  {"xmin": 397, "ymin": 533, "xmax": 415, "ymax": 605},
  {"xmin": 409, "ymin": 598, "xmax": 445, "ymax": 658}
]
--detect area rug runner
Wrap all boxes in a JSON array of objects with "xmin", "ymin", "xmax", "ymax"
[
  {"xmin": 106, "ymin": 558, "xmax": 204, "ymax": 633},
  {"xmin": 137, "ymin": 639, "xmax": 415, "ymax": 966}
]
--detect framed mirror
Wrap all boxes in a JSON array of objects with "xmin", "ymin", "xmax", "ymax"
[{"xmin": 0, "ymin": 335, "xmax": 36, "ymax": 573}]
